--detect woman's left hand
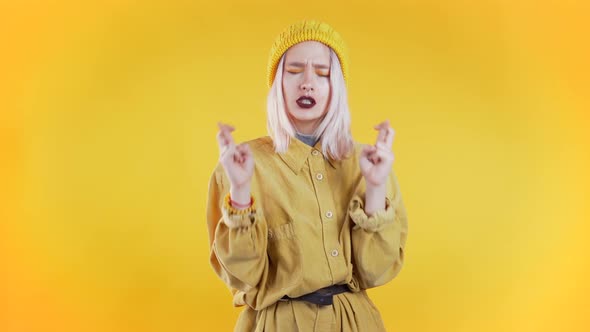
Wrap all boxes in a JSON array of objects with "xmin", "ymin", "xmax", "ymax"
[{"xmin": 360, "ymin": 120, "xmax": 395, "ymax": 187}]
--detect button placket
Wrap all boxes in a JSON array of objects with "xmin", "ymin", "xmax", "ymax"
[{"xmin": 308, "ymin": 152, "xmax": 344, "ymax": 281}]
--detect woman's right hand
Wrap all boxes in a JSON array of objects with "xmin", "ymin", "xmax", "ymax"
[{"xmin": 216, "ymin": 123, "xmax": 255, "ymax": 203}]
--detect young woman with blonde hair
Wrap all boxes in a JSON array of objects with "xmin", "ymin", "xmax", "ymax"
[{"xmin": 207, "ymin": 20, "xmax": 409, "ymax": 331}]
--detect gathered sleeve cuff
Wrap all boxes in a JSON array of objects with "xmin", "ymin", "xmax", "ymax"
[
  {"xmin": 221, "ymin": 193, "xmax": 257, "ymax": 229},
  {"xmin": 348, "ymin": 196, "xmax": 395, "ymax": 232}
]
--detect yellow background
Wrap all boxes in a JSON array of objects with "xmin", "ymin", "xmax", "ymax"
[{"xmin": 2, "ymin": 0, "xmax": 589, "ymax": 331}]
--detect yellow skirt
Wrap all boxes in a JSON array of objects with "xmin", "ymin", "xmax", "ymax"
[{"xmin": 234, "ymin": 290, "xmax": 387, "ymax": 332}]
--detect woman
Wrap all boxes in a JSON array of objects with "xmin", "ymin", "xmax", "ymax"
[{"xmin": 206, "ymin": 20, "xmax": 409, "ymax": 331}]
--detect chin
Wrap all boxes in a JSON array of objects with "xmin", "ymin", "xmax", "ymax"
[{"xmin": 289, "ymin": 106, "xmax": 327, "ymax": 120}]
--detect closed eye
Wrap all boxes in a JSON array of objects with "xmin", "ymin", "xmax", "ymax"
[
  {"xmin": 316, "ymin": 70, "xmax": 330, "ymax": 77},
  {"xmin": 286, "ymin": 69, "xmax": 330, "ymax": 78}
]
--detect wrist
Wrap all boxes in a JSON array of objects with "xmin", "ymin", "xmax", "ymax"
[
  {"xmin": 230, "ymin": 183, "xmax": 251, "ymax": 206},
  {"xmin": 230, "ymin": 196, "xmax": 253, "ymax": 209},
  {"xmin": 365, "ymin": 180, "xmax": 386, "ymax": 194},
  {"xmin": 364, "ymin": 182, "xmax": 387, "ymax": 216}
]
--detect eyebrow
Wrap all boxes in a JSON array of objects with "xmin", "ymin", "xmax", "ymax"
[{"xmin": 286, "ymin": 62, "xmax": 330, "ymax": 70}]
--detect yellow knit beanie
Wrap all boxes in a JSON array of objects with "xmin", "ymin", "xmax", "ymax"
[{"xmin": 267, "ymin": 20, "xmax": 349, "ymax": 88}]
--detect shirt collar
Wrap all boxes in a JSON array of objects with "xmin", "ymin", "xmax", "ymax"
[{"xmin": 278, "ymin": 136, "xmax": 340, "ymax": 174}]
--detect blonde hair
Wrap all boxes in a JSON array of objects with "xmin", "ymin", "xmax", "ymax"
[{"xmin": 266, "ymin": 49, "xmax": 354, "ymax": 160}]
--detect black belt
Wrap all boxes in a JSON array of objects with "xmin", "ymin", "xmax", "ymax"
[{"xmin": 279, "ymin": 284, "xmax": 351, "ymax": 306}]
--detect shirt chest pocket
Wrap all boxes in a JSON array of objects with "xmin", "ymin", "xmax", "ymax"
[{"xmin": 266, "ymin": 221, "xmax": 302, "ymax": 291}]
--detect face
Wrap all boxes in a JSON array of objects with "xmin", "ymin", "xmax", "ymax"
[{"xmin": 282, "ymin": 41, "xmax": 332, "ymax": 135}]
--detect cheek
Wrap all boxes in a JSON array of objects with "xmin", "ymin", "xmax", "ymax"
[
  {"xmin": 282, "ymin": 78, "xmax": 298, "ymax": 99},
  {"xmin": 318, "ymin": 83, "xmax": 331, "ymax": 103}
]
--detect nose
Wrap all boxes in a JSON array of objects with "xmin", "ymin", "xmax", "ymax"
[
  {"xmin": 300, "ymin": 66, "xmax": 315, "ymax": 93},
  {"xmin": 300, "ymin": 82, "xmax": 314, "ymax": 92}
]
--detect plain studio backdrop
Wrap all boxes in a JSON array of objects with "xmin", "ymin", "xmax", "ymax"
[{"xmin": 2, "ymin": 1, "xmax": 589, "ymax": 331}]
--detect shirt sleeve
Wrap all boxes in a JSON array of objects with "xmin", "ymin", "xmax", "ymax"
[
  {"xmin": 348, "ymin": 170, "xmax": 409, "ymax": 289},
  {"xmin": 206, "ymin": 167, "xmax": 269, "ymax": 294}
]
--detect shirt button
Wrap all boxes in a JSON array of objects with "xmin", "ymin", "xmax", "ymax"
[
  {"xmin": 331, "ymin": 249, "xmax": 339, "ymax": 257},
  {"xmin": 325, "ymin": 211, "xmax": 333, "ymax": 218},
  {"xmin": 316, "ymin": 173, "xmax": 323, "ymax": 181},
  {"xmin": 312, "ymin": 150, "xmax": 319, "ymax": 156}
]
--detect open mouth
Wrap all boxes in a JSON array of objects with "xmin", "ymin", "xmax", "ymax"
[{"xmin": 296, "ymin": 96, "xmax": 316, "ymax": 109}]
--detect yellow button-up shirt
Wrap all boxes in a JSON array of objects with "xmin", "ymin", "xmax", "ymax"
[{"xmin": 206, "ymin": 136, "xmax": 409, "ymax": 315}]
